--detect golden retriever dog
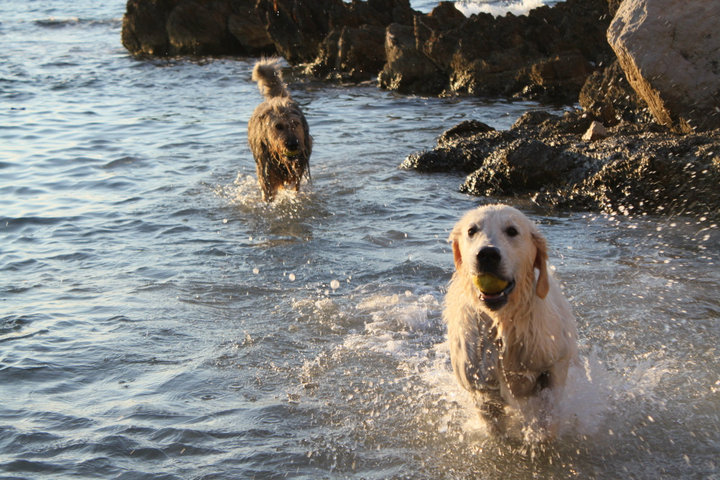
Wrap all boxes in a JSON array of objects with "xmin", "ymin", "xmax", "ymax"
[
  {"xmin": 248, "ymin": 58, "xmax": 312, "ymax": 201},
  {"xmin": 444, "ymin": 204, "xmax": 578, "ymax": 439}
]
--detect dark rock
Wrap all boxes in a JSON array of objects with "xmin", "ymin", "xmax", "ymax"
[
  {"xmin": 255, "ymin": 0, "xmax": 340, "ymax": 63},
  {"xmin": 437, "ymin": 120, "xmax": 494, "ymax": 145},
  {"xmin": 523, "ymin": 52, "xmax": 594, "ymax": 103},
  {"xmin": 512, "ymin": 109, "xmax": 595, "ymax": 138},
  {"xmin": 510, "ymin": 111, "xmax": 556, "ymax": 130},
  {"xmin": 228, "ymin": 5, "xmax": 275, "ymax": 53},
  {"xmin": 405, "ymin": 111, "xmax": 720, "ymax": 218},
  {"xmin": 308, "ymin": 24, "xmax": 387, "ymax": 81},
  {"xmin": 537, "ymin": 131, "xmax": 720, "ymax": 217},
  {"xmin": 166, "ymin": 1, "xmax": 236, "ymax": 55},
  {"xmin": 122, "ymin": 0, "xmax": 265, "ymax": 56},
  {"xmin": 122, "ymin": 0, "xmax": 414, "ymax": 61},
  {"xmin": 377, "ymin": 23, "xmax": 446, "ymax": 95},
  {"xmin": 459, "ymin": 139, "xmax": 581, "ymax": 196},
  {"xmin": 399, "ymin": 0, "xmax": 614, "ymax": 101},
  {"xmin": 401, "ymin": 127, "xmax": 513, "ymax": 173},
  {"xmin": 578, "ymin": 59, "xmax": 650, "ymax": 125},
  {"xmin": 122, "ymin": 0, "xmax": 178, "ymax": 56}
]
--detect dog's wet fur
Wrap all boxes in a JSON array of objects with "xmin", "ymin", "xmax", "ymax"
[
  {"xmin": 445, "ymin": 205, "xmax": 579, "ymax": 439},
  {"xmin": 248, "ymin": 58, "xmax": 312, "ymax": 201}
]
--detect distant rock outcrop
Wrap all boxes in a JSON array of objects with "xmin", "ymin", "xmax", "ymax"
[
  {"xmin": 122, "ymin": 0, "xmax": 267, "ymax": 56},
  {"xmin": 607, "ymin": 0, "xmax": 720, "ymax": 133},
  {"xmin": 379, "ymin": 0, "xmax": 612, "ymax": 101}
]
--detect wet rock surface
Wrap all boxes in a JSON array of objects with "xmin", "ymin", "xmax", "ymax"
[{"xmin": 404, "ymin": 111, "xmax": 720, "ymax": 218}]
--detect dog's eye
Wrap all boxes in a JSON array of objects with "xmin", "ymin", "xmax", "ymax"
[
  {"xmin": 505, "ymin": 226, "xmax": 519, "ymax": 237},
  {"xmin": 467, "ymin": 225, "xmax": 479, "ymax": 237},
  {"xmin": 275, "ymin": 123, "xmax": 284, "ymax": 131}
]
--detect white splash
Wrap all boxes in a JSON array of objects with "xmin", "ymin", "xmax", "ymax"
[
  {"xmin": 456, "ymin": 0, "xmax": 560, "ymax": 17},
  {"xmin": 215, "ymin": 172, "xmax": 309, "ymax": 211}
]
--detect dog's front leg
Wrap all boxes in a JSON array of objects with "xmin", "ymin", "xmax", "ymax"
[{"xmin": 475, "ymin": 391, "xmax": 507, "ymax": 436}]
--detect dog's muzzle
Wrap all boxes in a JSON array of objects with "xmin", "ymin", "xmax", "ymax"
[
  {"xmin": 476, "ymin": 278, "xmax": 515, "ymax": 310},
  {"xmin": 475, "ymin": 247, "xmax": 515, "ymax": 310},
  {"xmin": 284, "ymin": 138, "xmax": 300, "ymax": 158}
]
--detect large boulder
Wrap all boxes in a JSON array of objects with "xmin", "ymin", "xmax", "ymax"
[{"xmin": 607, "ymin": 0, "xmax": 720, "ymax": 133}]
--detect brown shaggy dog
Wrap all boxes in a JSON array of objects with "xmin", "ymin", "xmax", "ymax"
[{"xmin": 247, "ymin": 58, "xmax": 312, "ymax": 201}]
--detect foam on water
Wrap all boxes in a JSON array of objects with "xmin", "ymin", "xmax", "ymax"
[
  {"xmin": 455, "ymin": 0, "xmax": 562, "ymax": 17},
  {"xmin": 313, "ymin": 286, "xmax": 683, "ymax": 450}
]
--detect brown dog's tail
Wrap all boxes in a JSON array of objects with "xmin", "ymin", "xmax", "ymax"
[{"xmin": 252, "ymin": 58, "xmax": 289, "ymax": 100}]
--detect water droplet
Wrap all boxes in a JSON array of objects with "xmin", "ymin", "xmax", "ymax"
[{"xmin": 330, "ymin": 279, "xmax": 340, "ymax": 290}]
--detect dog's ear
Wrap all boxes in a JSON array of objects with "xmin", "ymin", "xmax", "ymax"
[
  {"xmin": 452, "ymin": 240, "xmax": 462, "ymax": 270},
  {"xmin": 532, "ymin": 231, "xmax": 549, "ymax": 299},
  {"xmin": 449, "ymin": 227, "xmax": 462, "ymax": 270}
]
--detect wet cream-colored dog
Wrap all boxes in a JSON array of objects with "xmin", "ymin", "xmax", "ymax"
[{"xmin": 444, "ymin": 204, "xmax": 578, "ymax": 439}]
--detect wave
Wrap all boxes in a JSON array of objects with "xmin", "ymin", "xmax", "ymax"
[
  {"xmin": 33, "ymin": 17, "xmax": 120, "ymax": 29},
  {"xmin": 455, "ymin": 0, "xmax": 563, "ymax": 17}
]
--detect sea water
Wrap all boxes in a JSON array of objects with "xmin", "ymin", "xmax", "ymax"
[{"xmin": 1, "ymin": 1, "xmax": 719, "ymax": 478}]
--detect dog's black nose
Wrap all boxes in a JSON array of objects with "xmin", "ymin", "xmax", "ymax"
[
  {"xmin": 477, "ymin": 246, "xmax": 501, "ymax": 271},
  {"xmin": 285, "ymin": 138, "xmax": 299, "ymax": 150}
]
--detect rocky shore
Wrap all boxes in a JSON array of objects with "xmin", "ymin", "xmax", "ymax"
[
  {"xmin": 401, "ymin": 0, "xmax": 720, "ymax": 218},
  {"xmin": 121, "ymin": 0, "xmax": 614, "ymax": 102},
  {"xmin": 403, "ymin": 112, "xmax": 720, "ymax": 218},
  {"xmin": 121, "ymin": 0, "xmax": 720, "ymax": 218}
]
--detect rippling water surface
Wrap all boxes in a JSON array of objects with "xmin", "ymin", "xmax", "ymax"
[{"xmin": 2, "ymin": 2, "xmax": 719, "ymax": 479}]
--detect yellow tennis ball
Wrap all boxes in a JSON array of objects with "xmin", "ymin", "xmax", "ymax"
[{"xmin": 473, "ymin": 273, "xmax": 509, "ymax": 295}]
